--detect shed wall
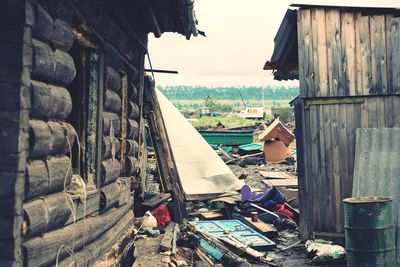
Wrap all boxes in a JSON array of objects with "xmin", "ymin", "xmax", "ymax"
[
  {"xmin": 295, "ymin": 95, "xmax": 400, "ymax": 239},
  {"xmin": 297, "ymin": 8, "xmax": 400, "ymax": 98}
]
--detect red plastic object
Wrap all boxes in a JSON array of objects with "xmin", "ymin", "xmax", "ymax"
[
  {"xmin": 151, "ymin": 204, "xmax": 172, "ymax": 227},
  {"xmin": 274, "ymin": 204, "xmax": 294, "ymax": 220}
]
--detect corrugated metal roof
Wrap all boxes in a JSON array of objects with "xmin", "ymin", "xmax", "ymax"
[{"xmin": 352, "ymin": 128, "xmax": 400, "ymax": 264}]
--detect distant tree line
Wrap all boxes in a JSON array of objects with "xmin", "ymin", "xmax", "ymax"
[{"xmin": 157, "ymin": 85, "xmax": 299, "ymax": 101}]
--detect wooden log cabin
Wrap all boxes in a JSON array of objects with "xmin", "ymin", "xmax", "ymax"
[
  {"xmin": 0, "ymin": 0, "xmax": 198, "ymax": 266},
  {"xmin": 265, "ymin": 4, "xmax": 400, "ymax": 241}
]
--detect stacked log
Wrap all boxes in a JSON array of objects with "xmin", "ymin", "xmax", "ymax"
[
  {"xmin": 19, "ymin": 2, "xmax": 140, "ymax": 266},
  {"xmin": 102, "ymin": 137, "xmax": 121, "ymax": 160},
  {"xmin": 23, "ymin": 190, "xmax": 99, "ymax": 239},
  {"xmin": 23, "ymin": 0, "xmax": 83, "ymax": 252},
  {"xmin": 23, "ymin": 201, "xmax": 133, "ymax": 267},
  {"xmin": 25, "ymin": 156, "xmax": 72, "ymax": 200}
]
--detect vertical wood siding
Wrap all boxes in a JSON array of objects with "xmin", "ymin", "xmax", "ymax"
[
  {"xmin": 298, "ymin": 8, "xmax": 400, "ymax": 97},
  {"xmin": 296, "ymin": 95, "xmax": 400, "ymax": 238}
]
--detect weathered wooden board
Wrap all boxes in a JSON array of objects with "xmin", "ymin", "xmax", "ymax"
[
  {"xmin": 370, "ymin": 15, "xmax": 388, "ymax": 95},
  {"xmin": 298, "ymin": 9, "xmax": 314, "ymax": 97},
  {"xmin": 141, "ymin": 193, "xmax": 171, "ymax": 210},
  {"xmin": 23, "ymin": 201, "xmax": 132, "ymax": 267},
  {"xmin": 31, "ymin": 80, "xmax": 72, "ymax": 120},
  {"xmin": 326, "ymin": 9, "xmax": 342, "ymax": 96},
  {"xmin": 262, "ymin": 178, "xmax": 298, "ymax": 188},
  {"xmin": 243, "ymin": 217, "xmax": 278, "ymax": 238},
  {"xmin": 159, "ymin": 222, "xmax": 177, "ymax": 252},
  {"xmin": 340, "ymin": 11, "xmax": 357, "ymax": 96},
  {"xmin": 258, "ymin": 171, "xmax": 291, "ymax": 179},
  {"xmin": 31, "ymin": 39, "xmax": 76, "ymax": 86},
  {"xmin": 391, "ymin": 18, "xmax": 400, "ymax": 93}
]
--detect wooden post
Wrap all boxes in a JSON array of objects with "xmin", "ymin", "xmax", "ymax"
[{"xmin": 143, "ymin": 75, "xmax": 186, "ymax": 223}]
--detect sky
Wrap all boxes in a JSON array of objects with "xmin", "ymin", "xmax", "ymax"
[{"xmin": 147, "ymin": 0, "xmax": 400, "ymax": 87}]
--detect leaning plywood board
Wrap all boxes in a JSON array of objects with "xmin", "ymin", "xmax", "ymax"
[
  {"xmin": 262, "ymin": 178, "xmax": 298, "ymax": 188},
  {"xmin": 352, "ymin": 128, "xmax": 400, "ymax": 264},
  {"xmin": 156, "ymin": 90, "xmax": 244, "ymax": 199}
]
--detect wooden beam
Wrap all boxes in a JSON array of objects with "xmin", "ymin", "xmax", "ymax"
[
  {"xmin": 94, "ymin": 51, "xmax": 104, "ymax": 188},
  {"xmin": 305, "ymin": 97, "xmax": 364, "ymax": 109},
  {"xmin": 144, "ymin": 76, "xmax": 187, "ymax": 223},
  {"xmin": 141, "ymin": 193, "xmax": 171, "ymax": 210}
]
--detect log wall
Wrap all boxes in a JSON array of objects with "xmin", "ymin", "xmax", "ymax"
[
  {"xmin": 12, "ymin": 0, "xmax": 147, "ymax": 266},
  {"xmin": 297, "ymin": 8, "xmax": 400, "ymax": 98}
]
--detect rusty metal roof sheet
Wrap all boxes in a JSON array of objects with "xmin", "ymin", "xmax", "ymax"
[
  {"xmin": 263, "ymin": 9, "xmax": 298, "ymax": 81},
  {"xmin": 352, "ymin": 128, "xmax": 400, "ymax": 264}
]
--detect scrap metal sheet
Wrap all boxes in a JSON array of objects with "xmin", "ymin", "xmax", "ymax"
[
  {"xmin": 156, "ymin": 90, "xmax": 244, "ymax": 198},
  {"xmin": 352, "ymin": 128, "xmax": 400, "ymax": 264}
]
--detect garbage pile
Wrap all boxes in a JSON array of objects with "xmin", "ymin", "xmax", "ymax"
[{"xmin": 128, "ymin": 183, "xmax": 346, "ymax": 267}]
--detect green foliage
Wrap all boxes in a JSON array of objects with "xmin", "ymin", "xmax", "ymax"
[
  {"xmin": 204, "ymin": 97, "xmax": 233, "ymax": 112},
  {"xmin": 190, "ymin": 116, "xmax": 259, "ymax": 129},
  {"xmin": 158, "ymin": 85, "xmax": 299, "ymax": 102},
  {"xmin": 271, "ymin": 107, "xmax": 293, "ymax": 123}
]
